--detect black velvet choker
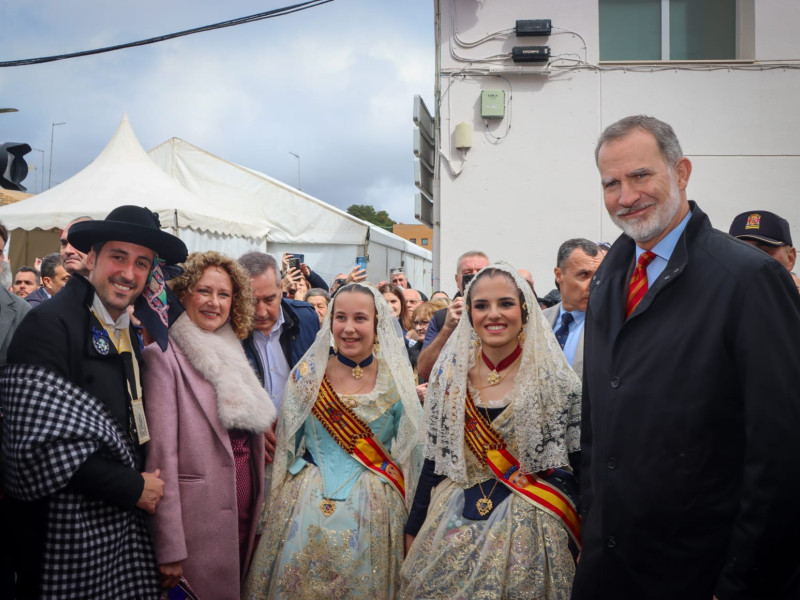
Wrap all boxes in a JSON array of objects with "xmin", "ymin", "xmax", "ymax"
[{"xmin": 336, "ymin": 352, "xmax": 374, "ymax": 379}]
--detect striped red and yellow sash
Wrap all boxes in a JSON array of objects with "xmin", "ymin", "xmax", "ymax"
[
  {"xmin": 311, "ymin": 375, "xmax": 405, "ymax": 498},
  {"xmin": 464, "ymin": 390, "xmax": 581, "ymax": 547}
]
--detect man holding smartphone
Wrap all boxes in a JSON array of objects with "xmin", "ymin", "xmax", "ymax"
[
  {"xmin": 415, "ymin": 250, "xmax": 489, "ymax": 381},
  {"xmin": 281, "ymin": 252, "xmax": 329, "ymax": 294}
]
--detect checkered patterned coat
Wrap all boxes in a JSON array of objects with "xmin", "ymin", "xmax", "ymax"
[{"xmin": 1, "ymin": 363, "xmax": 160, "ymax": 599}]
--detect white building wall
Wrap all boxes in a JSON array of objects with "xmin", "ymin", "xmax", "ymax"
[{"xmin": 433, "ymin": 0, "xmax": 800, "ymax": 295}]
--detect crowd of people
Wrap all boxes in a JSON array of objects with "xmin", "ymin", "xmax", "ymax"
[{"xmin": 1, "ymin": 114, "xmax": 800, "ymax": 600}]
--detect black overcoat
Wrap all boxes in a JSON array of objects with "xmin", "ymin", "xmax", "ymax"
[{"xmin": 573, "ymin": 202, "xmax": 800, "ymax": 600}]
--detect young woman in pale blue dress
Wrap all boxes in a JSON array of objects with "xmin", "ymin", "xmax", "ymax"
[{"xmin": 243, "ymin": 283, "xmax": 423, "ymax": 600}]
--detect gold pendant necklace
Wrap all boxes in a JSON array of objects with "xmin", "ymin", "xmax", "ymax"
[
  {"xmin": 476, "ymin": 478, "xmax": 499, "ymax": 516},
  {"xmin": 475, "ymin": 393, "xmax": 499, "ymax": 516},
  {"xmin": 480, "ymin": 344, "xmax": 522, "ymax": 386},
  {"xmin": 311, "ymin": 411, "xmax": 364, "ymax": 517},
  {"xmin": 336, "ymin": 352, "xmax": 374, "ymax": 380},
  {"xmin": 319, "ymin": 499, "xmax": 336, "ymax": 517}
]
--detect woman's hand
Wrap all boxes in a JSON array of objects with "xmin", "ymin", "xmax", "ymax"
[{"xmin": 159, "ymin": 561, "xmax": 183, "ymax": 589}]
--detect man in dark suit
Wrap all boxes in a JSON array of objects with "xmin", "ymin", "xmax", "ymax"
[
  {"xmin": 0, "ymin": 268, "xmax": 30, "ymax": 364},
  {"xmin": 25, "ymin": 252, "xmax": 70, "ymax": 307},
  {"xmin": 573, "ymin": 115, "xmax": 800, "ymax": 599},
  {"xmin": 542, "ymin": 238, "xmax": 602, "ymax": 382}
]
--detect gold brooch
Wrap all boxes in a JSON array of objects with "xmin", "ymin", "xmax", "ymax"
[{"xmin": 319, "ymin": 499, "xmax": 336, "ymax": 517}]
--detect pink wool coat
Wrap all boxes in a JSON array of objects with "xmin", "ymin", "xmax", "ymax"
[{"xmin": 143, "ymin": 314, "xmax": 274, "ymax": 600}]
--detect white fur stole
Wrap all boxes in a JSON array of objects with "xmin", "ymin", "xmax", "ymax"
[{"xmin": 169, "ymin": 312, "xmax": 275, "ymax": 433}]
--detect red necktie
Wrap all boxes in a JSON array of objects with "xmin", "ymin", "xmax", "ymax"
[{"xmin": 626, "ymin": 251, "xmax": 656, "ymax": 318}]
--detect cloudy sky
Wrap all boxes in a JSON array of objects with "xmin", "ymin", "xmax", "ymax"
[{"xmin": 0, "ymin": 0, "xmax": 434, "ymax": 223}]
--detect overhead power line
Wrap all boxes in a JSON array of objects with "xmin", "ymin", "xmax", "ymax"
[{"xmin": 0, "ymin": 0, "xmax": 334, "ymax": 68}]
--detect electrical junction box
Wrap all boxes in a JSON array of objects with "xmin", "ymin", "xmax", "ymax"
[
  {"xmin": 481, "ymin": 90, "xmax": 505, "ymax": 119},
  {"xmin": 516, "ymin": 19, "xmax": 552, "ymax": 36},
  {"xmin": 512, "ymin": 46, "xmax": 551, "ymax": 63}
]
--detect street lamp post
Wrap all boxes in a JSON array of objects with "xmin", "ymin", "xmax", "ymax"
[
  {"xmin": 289, "ymin": 151, "xmax": 301, "ymax": 191},
  {"xmin": 48, "ymin": 122, "xmax": 65, "ymax": 189},
  {"xmin": 32, "ymin": 148, "xmax": 45, "ymax": 193}
]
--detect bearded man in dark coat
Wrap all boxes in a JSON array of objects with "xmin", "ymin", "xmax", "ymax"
[
  {"xmin": 573, "ymin": 116, "xmax": 800, "ymax": 600},
  {"xmin": 1, "ymin": 206, "xmax": 187, "ymax": 600}
]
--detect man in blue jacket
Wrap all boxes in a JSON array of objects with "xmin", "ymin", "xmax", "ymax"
[{"xmin": 238, "ymin": 251, "xmax": 319, "ymax": 462}]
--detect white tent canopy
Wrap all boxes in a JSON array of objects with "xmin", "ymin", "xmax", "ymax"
[
  {"xmin": 0, "ymin": 115, "xmax": 431, "ymax": 292},
  {"xmin": 149, "ymin": 137, "xmax": 432, "ymax": 292},
  {"xmin": 0, "ymin": 115, "xmax": 246, "ymax": 240}
]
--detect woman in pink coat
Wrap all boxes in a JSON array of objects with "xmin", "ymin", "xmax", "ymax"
[{"xmin": 144, "ymin": 251, "xmax": 275, "ymax": 598}]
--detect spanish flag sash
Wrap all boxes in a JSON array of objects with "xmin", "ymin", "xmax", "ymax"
[
  {"xmin": 311, "ymin": 375, "xmax": 405, "ymax": 499},
  {"xmin": 464, "ymin": 390, "xmax": 581, "ymax": 548}
]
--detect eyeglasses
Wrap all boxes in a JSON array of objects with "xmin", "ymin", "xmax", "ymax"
[{"xmin": 412, "ymin": 320, "xmax": 430, "ymax": 328}]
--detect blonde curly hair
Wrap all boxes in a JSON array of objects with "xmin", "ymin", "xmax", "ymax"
[{"xmin": 169, "ymin": 251, "xmax": 254, "ymax": 339}]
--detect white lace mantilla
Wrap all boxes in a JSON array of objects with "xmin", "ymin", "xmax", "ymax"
[
  {"xmin": 270, "ymin": 282, "xmax": 424, "ymax": 509},
  {"xmin": 423, "ymin": 262, "xmax": 582, "ymax": 484}
]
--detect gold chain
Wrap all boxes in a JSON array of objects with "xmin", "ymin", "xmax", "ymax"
[
  {"xmin": 476, "ymin": 477, "xmax": 500, "ymax": 516},
  {"xmin": 311, "ymin": 419, "xmax": 361, "ymax": 516},
  {"xmin": 473, "ymin": 377, "xmax": 502, "ymax": 516}
]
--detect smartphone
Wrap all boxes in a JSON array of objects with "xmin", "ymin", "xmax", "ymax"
[
  {"xmin": 289, "ymin": 257, "xmax": 301, "ymax": 271},
  {"xmin": 355, "ymin": 256, "xmax": 367, "ymax": 271},
  {"xmin": 461, "ymin": 273, "xmax": 475, "ymax": 290},
  {"xmin": 292, "ymin": 253, "xmax": 304, "ymax": 264}
]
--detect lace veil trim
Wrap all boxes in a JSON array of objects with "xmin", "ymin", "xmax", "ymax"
[
  {"xmin": 270, "ymin": 282, "xmax": 424, "ymax": 507},
  {"xmin": 423, "ymin": 262, "xmax": 581, "ymax": 484}
]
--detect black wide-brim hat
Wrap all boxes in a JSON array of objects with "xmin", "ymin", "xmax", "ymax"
[{"xmin": 68, "ymin": 205, "xmax": 188, "ymax": 265}]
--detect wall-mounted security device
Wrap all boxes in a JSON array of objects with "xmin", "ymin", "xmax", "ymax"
[
  {"xmin": 516, "ymin": 19, "xmax": 552, "ymax": 37},
  {"xmin": 454, "ymin": 121, "xmax": 472, "ymax": 149},
  {"xmin": 481, "ymin": 90, "xmax": 505, "ymax": 119},
  {"xmin": 512, "ymin": 46, "xmax": 551, "ymax": 63}
]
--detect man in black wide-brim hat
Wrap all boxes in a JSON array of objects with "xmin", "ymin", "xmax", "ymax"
[{"xmin": 0, "ymin": 205, "xmax": 187, "ymax": 600}]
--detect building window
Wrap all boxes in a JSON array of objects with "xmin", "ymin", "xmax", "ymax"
[
  {"xmin": 421, "ymin": 238, "xmax": 429, "ymax": 246},
  {"xmin": 599, "ymin": 0, "xmax": 745, "ymax": 61},
  {"xmin": 410, "ymin": 238, "xmax": 417, "ymax": 243}
]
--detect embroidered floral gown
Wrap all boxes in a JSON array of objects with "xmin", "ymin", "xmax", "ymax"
[
  {"xmin": 243, "ymin": 366, "xmax": 408, "ymax": 600},
  {"xmin": 400, "ymin": 385, "xmax": 576, "ymax": 600}
]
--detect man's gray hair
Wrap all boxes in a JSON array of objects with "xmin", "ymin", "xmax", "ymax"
[
  {"xmin": 595, "ymin": 115, "xmax": 683, "ymax": 167},
  {"xmin": 40, "ymin": 252, "xmax": 62, "ymax": 279},
  {"xmin": 305, "ymin": 288, "xmax": 331, "ymax": 303},
  {"xmin": 456, "ymin": 250, "xmax": 490, "ymax": 275},
  {"xmin": 556, "ymin": 238, "xmax": 600, "ymax": 270},
  {"xmin": 238, "ymin": 251, "xmax": 280, "ymax": 280}
]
